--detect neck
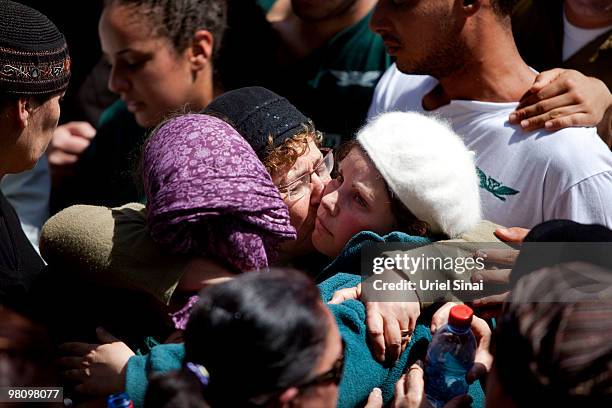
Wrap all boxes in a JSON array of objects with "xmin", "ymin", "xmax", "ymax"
[
  {"xmin": 424, "ymin": 18, "xmax": 536, "ymax": 110},
  {"xmin": 190, "ymin": 68, "xmax": 215, "ymax": 110},
  {"xmin": 269, "ymin": 0, "xmax": 377, "ymax": 59}
]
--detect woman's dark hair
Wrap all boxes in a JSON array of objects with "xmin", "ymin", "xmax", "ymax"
[
  {"xmin": 104, "ymin": 0, "xmax": 227, "ymax": 57},
  {"xmin": 335, "ymin": 140, "xmax": 433, "ymax": 237},
  {"xmin": 146, "ymin": 370, "xmax": 210, "ymax": 408},
  {"xmin": 145, "ymin": 268, "xmax": 329, "ymax": 407}
]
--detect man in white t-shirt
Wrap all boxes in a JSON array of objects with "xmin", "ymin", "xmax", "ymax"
[{"xmin": 367, "ymin": 0, "xmax": 612, "ymax": 229}]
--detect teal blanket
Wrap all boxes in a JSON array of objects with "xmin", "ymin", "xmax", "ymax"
[
  {"xmin": 320, "ymin": 273, "xmax": 485, "ymax": 408},
  {"xmin": 125, "ymin": 231, "xmax": 484, "ymax": 407}
]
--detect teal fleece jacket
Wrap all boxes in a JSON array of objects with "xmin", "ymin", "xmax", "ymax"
[{"xmin": 125, "ymin": 232, "xmax": 484, "ymax": 407}]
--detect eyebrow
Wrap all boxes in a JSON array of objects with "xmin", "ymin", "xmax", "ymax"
[
  {"xmin": 352, "ymin": 180, "xmax": 376, "ymax": 205},
  {"xmin": 292, "ymin": 152, "xmax": 325, "ymax": 180}
]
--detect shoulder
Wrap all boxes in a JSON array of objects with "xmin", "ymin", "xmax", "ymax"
[
  {"xmin": 98, "ymin": 99, "xmax": 130, "ymax": 128},
  {"xmin": 368, "ymin": 64, "xmax": 433, "ymax": 118}
]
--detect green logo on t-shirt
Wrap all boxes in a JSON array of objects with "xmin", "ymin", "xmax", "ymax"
[{"xmin": 476, "ymin": 167, "xmax": 520, "ymax": 201}]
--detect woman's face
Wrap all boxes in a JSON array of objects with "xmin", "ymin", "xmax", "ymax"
[
  {"xmin": 312, "ymin": 147, "xmax": 396, "ymax": 258},
  {"xmin": 272, "ymin": 138, "xmax": 332, "ymax": 258},
  {"xmin": 99, "ymin": 4, "xmax": 206, "ymax": 128}
]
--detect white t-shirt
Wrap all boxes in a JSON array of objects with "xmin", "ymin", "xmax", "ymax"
[
  {"xmin": 368, "ymin": 65, "xmax": 612, "ymax": 229},
  {"xmin": 562, "ymin": 10, "xmax": 612, "ymax": 61}
]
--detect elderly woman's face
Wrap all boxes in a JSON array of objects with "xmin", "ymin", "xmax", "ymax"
[
  {"xmin": 273, "ymin": 138, "xmax": 332, "ymax": 258},
  {"xmin": 312, "ymin": 147, "xmax": 396, "ymax": 258},
  {"xmin": 99, "ymin": 4, "xmax": 206, "ymax": 128}
]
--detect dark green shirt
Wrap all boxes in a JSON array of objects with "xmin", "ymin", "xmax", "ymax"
[{"xmin": 232, "ymin": 1, "xmax": 391, "ymax": 146}]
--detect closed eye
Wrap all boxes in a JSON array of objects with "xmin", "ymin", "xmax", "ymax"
[{"xmin": 354, "ymin": 193, "xmax": 367, "ymax": 208}]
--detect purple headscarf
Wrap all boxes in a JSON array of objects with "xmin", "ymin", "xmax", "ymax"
[{"xmin": 143, "ymin": 114, "xmax": 296, "ymax": 273}]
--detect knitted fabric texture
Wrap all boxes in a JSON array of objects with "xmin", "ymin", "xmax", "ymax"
[
  {"xmin": 0, "ymin": 0, "xmax": 70, "ymax": 95},
  {"xmin": 357, "ymin": 111, "xmax": 481, "ymax": 238},
  {"xmin": 143, "ymin": 114, "xmax": 296, "ymax": 273},
  {"xmin": 203, "ymin": 86, "xmax": 310, "ymax": 160}
]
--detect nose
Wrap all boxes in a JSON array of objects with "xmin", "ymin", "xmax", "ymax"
[
  {"xmin": 310, "ymin": 172, "xmax": 331, "ymax": 208},
  {"xmin": 107, "ymin": 65, "xmax": 130, "ymax": 94},
  {"xmin": 319, "ymin": 182, "xmax": 340, "ymax": 217},
  {"xmin": 369, "ymin": 0, "xmax": 391, "ymax": 35}
]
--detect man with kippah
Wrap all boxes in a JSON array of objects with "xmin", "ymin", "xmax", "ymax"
[{"xmin": 0, "ymin": 0, "xmax": 70, "ymax": 311}]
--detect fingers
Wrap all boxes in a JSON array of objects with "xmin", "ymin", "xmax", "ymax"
[
  {"xmin": 514, "ymin": 92, "xmax": 575, "ymax": 122},
  {"xmin": 430, "ymin": 302, "xmax": 456, "ymax": 334},
  {"xmin": 494, "ymin": 227, "xmax": 530, "ymax": 243},
  {"xmin": 364, "ymin": 388, "xmax": 383, "ymax": 408},
  {"xmin": 366, "ymin": 311, "xmax": 386, "ymax": 362},
  {"xmin": 542, "ymin": 112, "xmax": 592, "ymax": 131},
  {"xmin": 472, "ymin": 292, "xmax": 508, "ymax": 308},
  {"xmin": 529, "ymin": 68, "xmax": 565, "ymax": 93},
  {"xmin": 476, "ymin": 247, "xmax": 519, "ymax": 266},
  {"xmin": 59, "ymin": 342, "xmax": 97, "ymax": 356},
  {"xmin": 63, "ymin": 367, "xmax": 91, "ymax": 382},
  {"xmin": 395, "ymin": 374, "xmax": 407, "ymax": 401},
  {"xmin": 471, "ymin": 268, "xmax": 511, "ymax": 285},
  {"xmin": 64, "ymin": 121, "xmax": 97, "ymax": 139},
  {"xmin": 329, "ymin": 286, "xmax": 360, "ymax": 304},
  {"xmin": 467, "ymin": 316, "xmax": 493, "ymax": 384},
  {"xmin": 96, "ymin": 327, "xmax": 120, "ymax": 344},
  {"xmin": 516, "ymin": 105, "xmax": 584, "ymax": 132},
  {"xmin": 405, "ymin": 361, "xmax": 425, "ymax": 407},
  {"xmin": 57, "ymin": 356, "xmax": 88, "ymax": 369},
  {"xmin": 383, "ymin": 316, "xmax": 402, "ymax": 362}
]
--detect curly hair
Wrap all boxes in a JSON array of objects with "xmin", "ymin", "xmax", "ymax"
[
  {"xmin": 104, "ymin": 0, "xmax": 227, "ymax": 57},
  {"xmin": 262, "ymin": 121, "xmax": 322, "ymax": 175},
  {"xmin": 335, "ymin": 140, "xmax": 433, "ymax": 238}
]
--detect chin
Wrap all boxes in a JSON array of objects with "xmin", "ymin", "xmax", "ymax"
[
  {"xmin": 134, "ymin": 112, "xmax": 158, "ymax": 128},
  {"xmin": 312, "ymin": 234, "xmax": 339, "ymax": 259}
]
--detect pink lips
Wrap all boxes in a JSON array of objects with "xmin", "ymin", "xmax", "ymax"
[
  {"xmin": 381, "ymin": 35, "xmax": 402, "ymax": 55},
  {"xmin": 124, "ymin": 100, "xmax": 144, "ymax": 113}
]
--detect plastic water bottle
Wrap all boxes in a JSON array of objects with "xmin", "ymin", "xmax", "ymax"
[
  {"xmin": 425, "ymin": 305, "xmax": 476, "ymax": 407},
  {"xmin": 107, "ymin": 392, "xmax": 134, "ymax": 408}
]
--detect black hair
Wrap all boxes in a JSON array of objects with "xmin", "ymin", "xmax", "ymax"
[
  {"xmin": 103, "ymin": 0, "xmax": 227, "ymax": 58},
  {"xmin": 146, "ymin": 370, "xmax": 210, "ymax": 408},
  {"xmin": 490, "ymin": 0, "xmax": 520, "ymax": 16},
  {"xmin": 144, "ymin": 269, "xmax": 329, "ymax": 407}
]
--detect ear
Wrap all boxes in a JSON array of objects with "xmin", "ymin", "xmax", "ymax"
[
  {"xmin": 461, "ymin": 0, "xmax": 480, "ymax": 15},
  {"xmin": 278, "ymin": 387, "xmax": 299, "ymax": 405},
  {"xmin": 188, "ymin": 29, "xmax": 214, "ymax": 71},
  {"xmin": 17, "ymin": 97, "xmax": 31, "ymax": 129}
]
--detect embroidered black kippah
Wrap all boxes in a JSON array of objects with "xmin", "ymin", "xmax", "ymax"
[
  {"xmin": 0, "ymin": 0, "xmax": 71, "ymax": 95},
  {"xmin": 203, "ymin": 87, "xmax": 311, "ymax": 160}
]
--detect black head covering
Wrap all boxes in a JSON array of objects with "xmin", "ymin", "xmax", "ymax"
[
  {"xmin": 0, "ymin": 0, "xmax": 71, "ymax": 96},
  {"xmin": 203, "ymin": 87, "xmax": 311, "ymax": 160}
]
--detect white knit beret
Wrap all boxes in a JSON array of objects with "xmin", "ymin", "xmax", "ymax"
[{"xmin": 357, "ymin": 111, "xmax": 481, "ymax": 238}]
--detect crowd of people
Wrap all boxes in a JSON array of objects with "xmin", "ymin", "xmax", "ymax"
[{"xmin": 1, "ymin": 0, "xmax": 611, "ymax": 407}]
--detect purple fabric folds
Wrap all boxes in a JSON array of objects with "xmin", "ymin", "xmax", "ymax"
[{"xmin": 143, "ymin": 114, "xmax": 296, "ymax": 273}]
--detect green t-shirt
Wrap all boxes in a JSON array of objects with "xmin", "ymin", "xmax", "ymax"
[{"xmin": 247, "ymin": 1, "xmax": 391, "ymax": 146}]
